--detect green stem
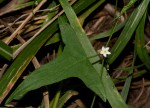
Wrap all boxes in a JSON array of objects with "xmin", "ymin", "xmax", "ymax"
[
  {"xmin": 90, "ymin": 95, "xmax": 96, "ymax": 108},
  {"xmin": 100, "ymin": 59, "xmax": 104, "ymax": 78},
  {"xmin": 106, "ymin": 21, "xmax": 119, "ymax": 47},
  {"xmin": 106, "ymin": 0, "xmax": 119, "ymax": 47}
]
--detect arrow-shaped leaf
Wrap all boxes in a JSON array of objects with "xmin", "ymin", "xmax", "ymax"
[
  {"xmin": 0, "ymin": 0, "xmax": 99, "ymax": 103},
  {"xmin": 6, "ymin": 0, "xmax": 129, "ymax": 108},
  {"xmin": 6, "ymin": 16, "xmax": 106, "ymax": 104}
]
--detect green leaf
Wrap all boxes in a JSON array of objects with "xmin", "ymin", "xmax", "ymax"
[
  {"xmin": 58, "ymin": 1, "xmax": 132, "ymax": 107},
  {"xmin": 45, "ymin": 33, "xmax": 61, "ymax": 46},
  {"xmin": 6, "ymin": 16, "xmax": 106, "ymax": 104},
  {"xmin": 135, "ymin": 11, "xmax": 150, "ymax": 70},
  {"xmin": 115, "ymin": 64, "xmax": 144, "ymax": 71},
  {"xmin": 7, "ymin": 0, "xmax": 129, "ymax": 108},
  {"xmin": 0, "ymin": 21, "xmax": 58, "ymax": 104},
  {"xmin": 113, "ymin": 70, "xmax": 147, "ymax": 84},
  {"xmin": 57, "ymin": 90, "xmax": 78, "ymax": 108},
  {"xmin": 58, "ymin": 1, "xmax": 128, "ymax": 106},
  {"xmin": 121, "ymin": 49, "xmax": 136, "ymax": 101},
  {"xmin": 90, "ymin": 20, "xmax": 127, "ymax": 40},
  {"xmin": 102, "ymin": 67, "xmax": 128, "ymax": 108},
  {"xmin": 107, "ymin": 0, "xmax": 150, "ymax": 64},
  {"xmin": 0, "ymin": 0, "xmax": 98, "ymax": 103},
  {"xmin": 0, "ymin": 41, "xmax": 12, "ymax": 61}
]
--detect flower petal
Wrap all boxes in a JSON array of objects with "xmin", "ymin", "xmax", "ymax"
[{"xmin": 97, "ymin": 46, "xmax": 111, "ymax": 57}]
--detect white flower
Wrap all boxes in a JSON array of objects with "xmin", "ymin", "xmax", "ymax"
[{"xmin": 97, "ymin": 46, "xmax": 111, "ymax": 57}]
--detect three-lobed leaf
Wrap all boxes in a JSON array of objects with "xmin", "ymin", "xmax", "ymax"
[
  {"xmin": 0, "ymin": 0, "xmax": 99, "ymax": 103},
  {"xmin": 6, "ymin": 16, "xmax": 106, "ymax": 104},
  {"xmin": 7, "ymin": 0, "xmax": 129, "ymax": 108}
]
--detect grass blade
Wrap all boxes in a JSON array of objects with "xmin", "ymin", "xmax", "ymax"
[
  {"xmin": 135, "ymin": 12, "xmax": 150, "ymax": 70},
  {"xmin": 6, "ymin": 16, "xmax": 106, "ymax": 104},
  {"xmin": 0, "ymin": 41, "xmax": 12, "ymax": 61},
  {"xmin": 90, "ymin": 20, "xmax": 127, "ymax": 40},
  {"xmin": 0, "ymin": 21, "xmax": 58, "ymax": 104},
  {"xmin": 107, "ymin": 0, "xmax": 150, "ymax": 64},
  {"xmin": 121, "ymin": 49, "xmax": 136, "ymax": 101}
]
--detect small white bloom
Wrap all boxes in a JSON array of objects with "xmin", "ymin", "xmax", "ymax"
[{"xmin": 97, "ymin": 46, "xmax": 111, "ymax": 57}]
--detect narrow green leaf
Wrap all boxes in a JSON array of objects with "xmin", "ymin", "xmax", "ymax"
[
  {"xmin": 115, "ymin": 64, "xmax": 144, "ymax": 71},
  {"xmin": 7, "ymin": 0, "xmax": 129, "ymax": 107},
  {"xmin": 0, "ymin": 21, "xmax": 58, "ymax": 103},
  {"xmin": 108, "ymin": 0, "xmax": 150, "ymax": 64},
  {"xmin": 0, "ymin": 41, "xmax": 12, "ymax": 61},
  {"xmin": 0, "ymin": 0, "xmax": 98, "ymax": 103},
  {"xmin": 113, "ymin": 70, "xmax": 147, "ymax": 84},
  {"xmin": 90, "ymin": 20, "xmax": 127, "ymax": 40},
  {"xmin": 57, "ymin": 90, "xmax": 78, "ymax": 108},
  {"xmin": 135, "ymin": 12, "xmax": 150, "ymax": 70},
  {"xmin": 121, "ymin": 49, "xmax": 136, "ymax": 101}
]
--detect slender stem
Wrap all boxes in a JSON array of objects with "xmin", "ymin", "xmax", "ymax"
[
  {"xmin": 90, "ymin": 95, "xmax": 96, "ymax": 108},
  {"xmin": 106, "ymin": 20, "xmax": 119, "ymax": 47},
  {"xmin": 100, "ymin": 59, "xmax": 105, "ymax": 78},
  {"xmin": 106, "ymin": 0, "xmax": 119, "ymax": 47},
  {"xmin": 88, "ymin": 54, "xmax": 99, "ymax": 59}
]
